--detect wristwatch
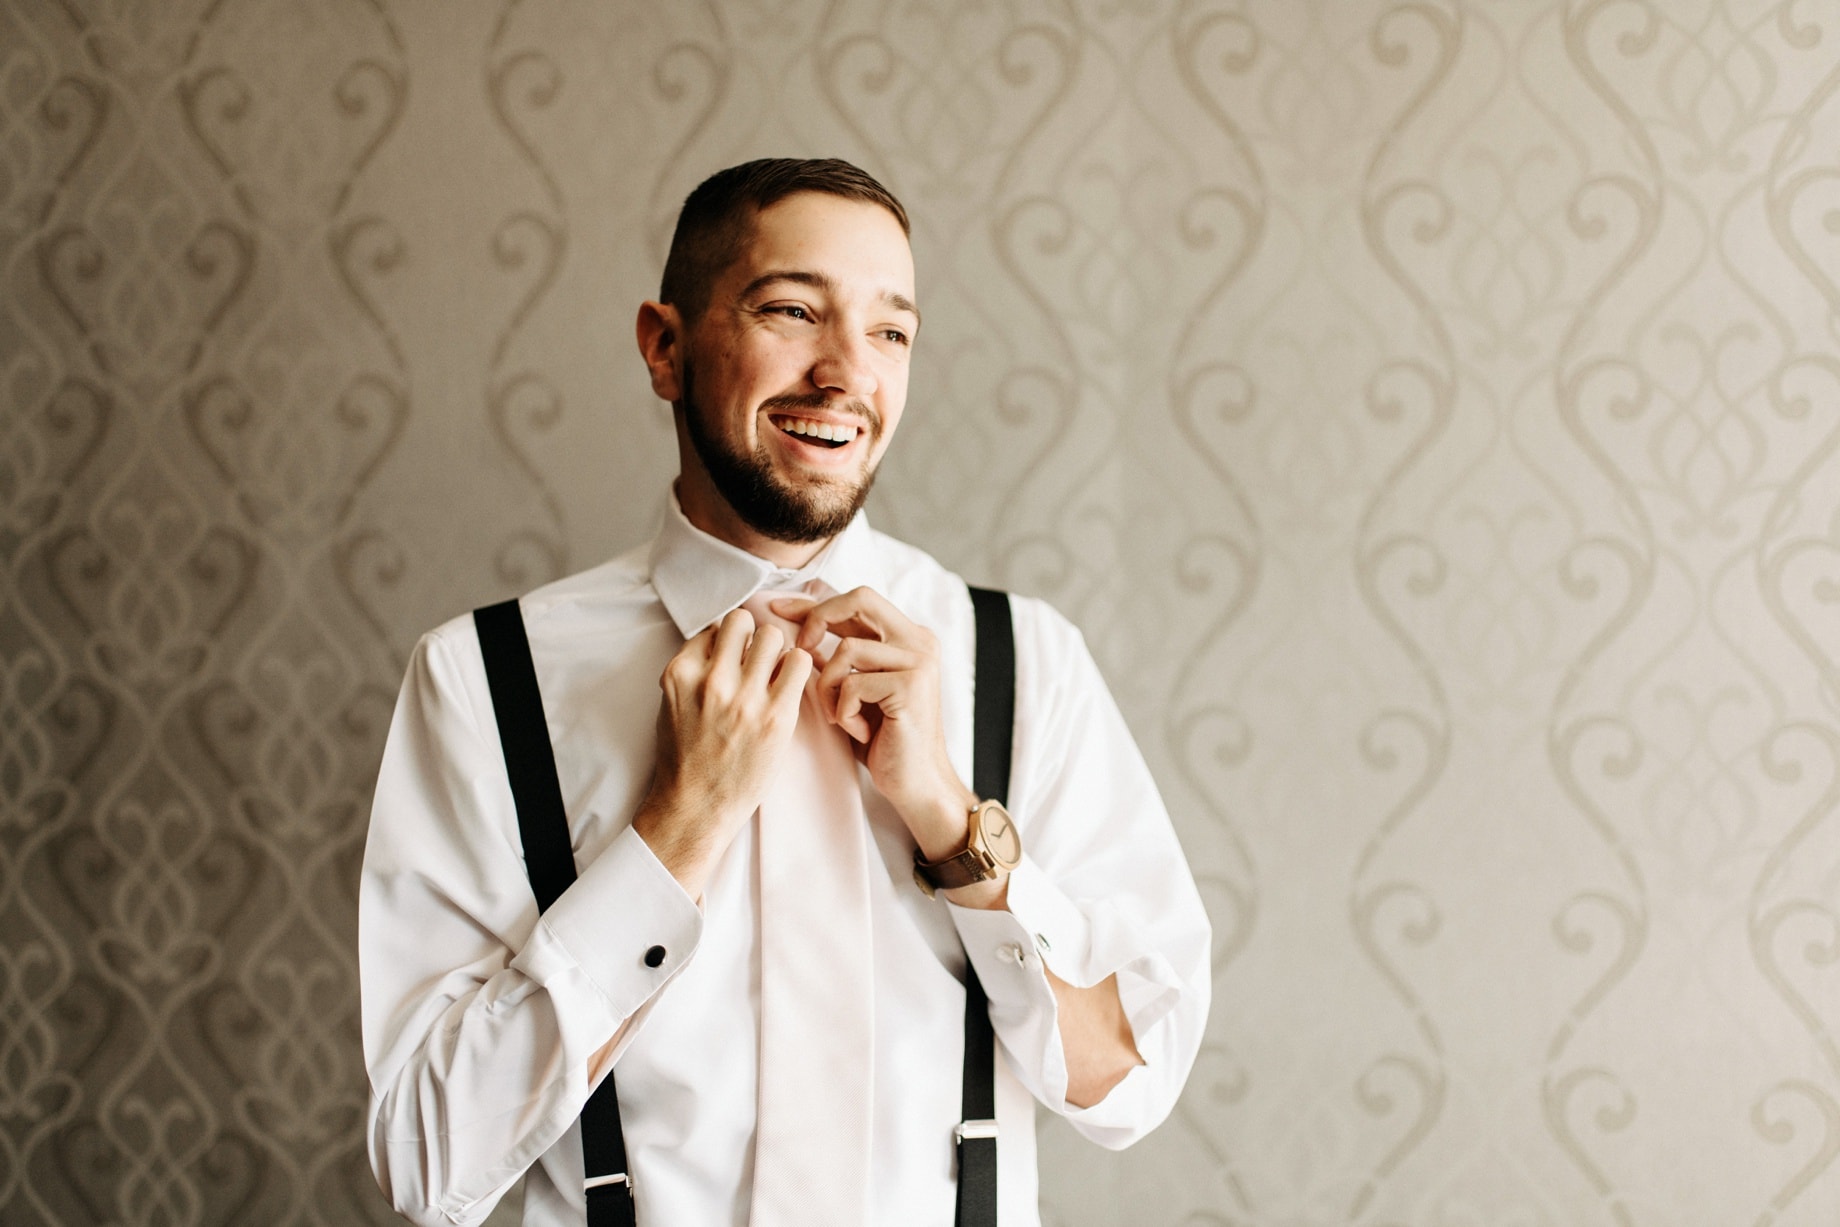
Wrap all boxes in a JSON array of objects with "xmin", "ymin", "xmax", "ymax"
[{"xmin": 913, "ymin": 799, "xmax": 1022, "ymax": 897}]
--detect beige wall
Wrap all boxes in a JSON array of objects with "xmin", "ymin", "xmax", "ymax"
[{"xmin": 4, "ymin": 1, "xmax": 1839, "ymax": 1224}]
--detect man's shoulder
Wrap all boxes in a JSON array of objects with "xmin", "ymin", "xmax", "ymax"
[
  {"xmin": 522, "ymin": 541, "xmax": 657, "ymax": 614},
  {"xmin": 421, "ymin": 542, "xmax": 663, "ymax": 649},
  {"xmin": 861, "ymin": 528, "xmax": 988, "ymax": 626},
  {"xmin": 864, "ymin": 527, "xmax": 1084, "ymax": 650}
]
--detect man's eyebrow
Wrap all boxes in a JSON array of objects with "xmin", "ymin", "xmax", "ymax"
[
  {"xmin": 886, "ymin": 290, "xmax": 921, "ymax": 326},
  {"xmin": 739, "ymin": 270, "xmax": 922, "ymax": 326}
]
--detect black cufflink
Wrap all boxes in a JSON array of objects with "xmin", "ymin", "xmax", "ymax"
[{"xmin": 643, "ymin": 945, "xmax": 666, "ymax": 968}]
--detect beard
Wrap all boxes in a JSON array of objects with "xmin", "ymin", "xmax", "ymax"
[{"xmin": 678, "ymin": 359, "xmax": 882, "ymax": 544}]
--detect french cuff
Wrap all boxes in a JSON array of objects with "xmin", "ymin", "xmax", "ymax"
[
  {"xmin": 510, "ymin": 825, "xmax": 703, "ymax": 1024},
  {"xmin": 946, "ymin": 858, "xmax": 1189, "ymax": 1113},
  {"xmin": 946, "ymin": 857, "xmax": 1086, "ymax": 973},
  {"xmin": 1010, "ymin": 857, "xmax": 1184, "ymax": 1037},
  {"xmin": 1059, "ymin": 1062, "xmax": 1158, "ymax": 1146},
  {"xmin": 945, "ymin": 857, "xmax": 1079, "ymax": 1106}
]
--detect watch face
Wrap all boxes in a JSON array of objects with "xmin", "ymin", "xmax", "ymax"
[{"xmin": 977, "ymin": 802, "xmax": 1022, "ymax": 869}]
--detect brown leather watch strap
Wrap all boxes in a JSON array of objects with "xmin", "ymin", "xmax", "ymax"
[{"xmin": 916, "ymin": 845, "xmax": 991, "ymax": 893}]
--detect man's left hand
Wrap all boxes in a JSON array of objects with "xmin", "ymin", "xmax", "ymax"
[
  {"xmin": 777, "ymin": 589, "xmax": 1138, "ymax": 1087},
  {"xmin": 768, "ymin": 587, "xmax": 984, "ymax": 876}
]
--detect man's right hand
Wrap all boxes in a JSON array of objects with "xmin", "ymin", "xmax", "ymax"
[{"xmin": 631, "ymin": 607, "xmax": 813, "ymax": 898}]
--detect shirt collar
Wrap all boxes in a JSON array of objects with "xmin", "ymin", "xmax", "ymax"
[{"xmin": 648, "ymin": 490, "xmax": 886, "ymax": 638}]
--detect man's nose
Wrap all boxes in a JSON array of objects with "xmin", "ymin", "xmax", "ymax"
[{"xmin": 809, "ymin": 326, "xmax": 878, "ymax": 399}]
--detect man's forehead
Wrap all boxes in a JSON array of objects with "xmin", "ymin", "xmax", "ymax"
[{"xmin": 726, "ymin": 194, "xmax": 915, "ymax": 300}]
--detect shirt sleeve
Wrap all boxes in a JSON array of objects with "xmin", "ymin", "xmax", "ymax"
[
  {"xmin": 358, "ymin": 624, "xmax": 702, "ymax": 1226},
  {"xmin": 945, "ymin": 599, "xmax": 1211, "ymax": 1149}
]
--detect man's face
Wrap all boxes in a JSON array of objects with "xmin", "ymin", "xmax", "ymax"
[{"xmin": 668, "ymin": 192, "xmax": 918, "ymax": 547}]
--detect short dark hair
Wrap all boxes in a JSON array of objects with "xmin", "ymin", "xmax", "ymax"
[{"xmin": 660, "ymin": 158, "xmax": 910, "ymax": 323}]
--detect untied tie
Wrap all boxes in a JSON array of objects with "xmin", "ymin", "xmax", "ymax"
[{"xmin": 743, "ymin": 582, "xmax": 875, "ymax": 1224}]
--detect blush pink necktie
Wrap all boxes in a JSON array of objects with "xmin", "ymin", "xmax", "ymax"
[{"xmin": 744, "ymin": 587, "xmax": 874, "ymax": 1225}]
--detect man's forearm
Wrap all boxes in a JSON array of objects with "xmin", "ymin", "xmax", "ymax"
[{"xmin": 1048, "ymin": 971, "xmax": 1143, "ymax": 1109}]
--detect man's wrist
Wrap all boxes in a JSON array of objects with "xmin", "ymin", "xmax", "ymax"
[
  {"xmin": 906, "ymin": 786, "xmax": 1015, "ymax": 911},
  {"xmin": 631, "ymin": 788, "xmax": 743, "ymax": 899},
  {"xmin": 901, "ymin": 777, "xmax": 981, "ymax": 863}
]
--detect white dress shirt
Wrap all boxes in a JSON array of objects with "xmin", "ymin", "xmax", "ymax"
[{"xmin": 360, "ymin": 496, "xmax": 1211, "ymax": 1226}]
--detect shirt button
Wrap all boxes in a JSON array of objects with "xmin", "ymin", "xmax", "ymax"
[
  {"xmin": 999, "ymin": 942, "xmax": 1026, "ymax": 966},
  {"xmin": 644, "ymin": 945, "xmax": 666, "ymax": 968},
  {"xmin": 1034, "ymin": 933, "xmax": 1052, "ymax": 954}
]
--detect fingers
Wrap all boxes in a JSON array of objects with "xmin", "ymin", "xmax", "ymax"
[
  {"xmin": 663, "ymin": 608, "xmax": 791, "ymax": 706},
  {"xmin": 767, "ymin": 644, "xmax": 813, "ymax": 715},
  {"xmin": 834, "ymin": 669, "xmax": 899, "ymax": 744},
  {"xmin": 662, "ymin": 605, "xmax": 816, "ymax": 699},
  {"xmin": 738, "ymin": 619, "xmax": 787, "ymax": 691},
  {"xmin": 814, "ymin": 636, "xmax": 915, "ymax": 723},
  {"xmin": 771, "ymin": 586, "xmax": 916, "ymax": 652},
  {"xmin": 666, "ymin": 593, "xmax": 928, "ymax": 753},
  {"xmin": 745, "ymin": 618, "xmax": 812, "ymax": 730},
  {"xmin": 819, "ymin": 639, "xmax": 922, "ymax": 745},
  {"xmin": 707, "ymin": 606, "xmax": 756, "ymax": 685},
  {"xmin": 646, "ymin": 606, "xmax": 815, "ymax": 841},
  {"xmin": 660, "ymin": 622, "xmax": 716, "ymax": 700}
]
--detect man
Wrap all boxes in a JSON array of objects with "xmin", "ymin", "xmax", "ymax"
[{"xmin": 360, "ymin": 158, "xmax": 1209, "ymax": 1226}]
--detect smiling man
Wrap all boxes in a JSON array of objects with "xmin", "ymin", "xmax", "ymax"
[{"xmin": 360, "ymin": 159, "xmax": 1210, "ymax": 1227}]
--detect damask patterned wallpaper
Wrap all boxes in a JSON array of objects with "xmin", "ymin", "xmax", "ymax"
[{"xmin": 3, "ymin": 1, "xmax": 1838, "ymax": 1224}]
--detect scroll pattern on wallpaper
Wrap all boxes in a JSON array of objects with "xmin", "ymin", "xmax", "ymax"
[
  {"xmin": 485, "ymin": 0, "xmax": 570, "ymax": 592},
  {"xmin": 1, "ymin": 0, "xmax": 409, "ymax": 1222},
  {"xmin": 1553, "ymin": 4, "xmax": 1840, "ymax": 1221}
]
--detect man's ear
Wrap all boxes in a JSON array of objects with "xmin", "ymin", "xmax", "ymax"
[{"xmin": 635, "ymin": 300, "xmax": 685, "ymax": 402}]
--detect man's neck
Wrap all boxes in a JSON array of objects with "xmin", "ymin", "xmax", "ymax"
[{"xmin": 673, "ymin": 477, "xmax": 834, "ymax": 570}]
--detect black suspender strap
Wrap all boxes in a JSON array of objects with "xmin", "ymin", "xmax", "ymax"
[
  {"xmin": 968, "ymin": 587, "xmax": 1016, "ymax": 805},
  {"xmin": 960, "ymin": 585, "xmax": 1014, "ymax": 1227},
  {"xmin": 473, "ymin": 599, "xmax": 636, "ymax": 1227},
  {"xmin": 475, "ymin": 588, "xmax": 1014, "ymax": 1227},
  {"xmin": 475, "ymin": 600, "xmax": 574, "ymax": 912}
]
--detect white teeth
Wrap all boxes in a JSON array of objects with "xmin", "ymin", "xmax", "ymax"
[{"xmin": 777, "ymin": 417, "xmax": 858, "ymax": 443}]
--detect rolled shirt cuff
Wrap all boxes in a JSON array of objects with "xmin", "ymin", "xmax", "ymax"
[{"xmin": 946, "ymin": 856, "xmax": 1187, "ymax": 1122}]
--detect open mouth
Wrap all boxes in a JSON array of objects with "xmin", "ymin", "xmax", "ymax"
[{"xmin": 772, "ymin": 415, "xmax": 860, "ymax": 449}]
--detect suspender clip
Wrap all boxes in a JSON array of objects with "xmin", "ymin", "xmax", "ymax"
[
  {"xmin": 584, "ymin": 1172, "xmax": 632, "ymax": 1193},
  {"xmin": 955, "ymin": 1119, "xmax": 999, "ymax": 1142}
]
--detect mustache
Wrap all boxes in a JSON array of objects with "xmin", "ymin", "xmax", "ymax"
[{"xmin": 759, "ymin": 391, "xmax": 882, "ymax": 439}]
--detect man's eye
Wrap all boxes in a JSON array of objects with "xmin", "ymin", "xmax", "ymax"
[
  {"xmin": 767, "ymin": 304, "xmax": 809, "ymax": 320},
  {"xmin": 881, "ymin": 329, "xmax": 909, "ymax": 345}
]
